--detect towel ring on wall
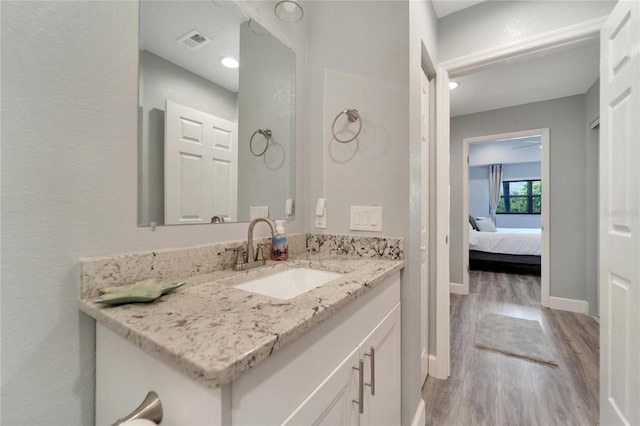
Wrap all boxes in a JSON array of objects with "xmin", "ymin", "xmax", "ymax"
[
  {"xmin": 250, "ymin": 129, "xmax": 272, "ymax": 156},
  {"xmin": 332, "ymin": 109, "xmax": 362, "ymax": 143}
]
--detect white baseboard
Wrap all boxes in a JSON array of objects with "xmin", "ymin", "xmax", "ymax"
[
  {"xmin": 449, "ymin": 282, "xmax": 465, "ymax": 294},
  {"xmin": 411, "ymin": 399, "xmax": 426, "ymax": 426},
  {"xmin": 548, "ymin": 296, "xmax": 589, "ymax": 314},
  {"xmin": 428, "ymin": 354, "xmax": 448, "ymax": 380}
]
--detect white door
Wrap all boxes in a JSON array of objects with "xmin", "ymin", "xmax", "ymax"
[
  {"xmin": 282, "ymin": 347, "xmax": 360, "ymax": 426},
  {"xmin": 361, "ymin": 304, "xmax": 401, "ymax": 426},
  {"xmin": 164, "ymin": 101, "xmax": 238, "ymax": 225},
  {"xmin": 420, "ymin": 70, "xmax": 430, "ymax": 384},
  {"xmin": 599, "ymin": 1, "xmax": 640, "ymax": 425}
]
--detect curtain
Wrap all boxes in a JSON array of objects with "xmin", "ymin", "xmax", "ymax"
[{"xmin": 488, "ymin": 164, "xmax": 503, "ymax": 225}]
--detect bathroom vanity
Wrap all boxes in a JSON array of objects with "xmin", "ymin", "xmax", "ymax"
[{"xmin": 79, "ymin": 235, "xmax": 403, "ymax": 425}]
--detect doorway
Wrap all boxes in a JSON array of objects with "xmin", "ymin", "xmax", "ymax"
[{"xmin": 458, "ymin": 128, "xmax": 550, "ymax": 306}]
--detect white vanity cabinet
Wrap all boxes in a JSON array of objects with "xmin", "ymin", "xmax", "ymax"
[
  {"xmin": 95, "ymin": 272, "xmax": 400, "ymax": 426},
  {"xmin": 282, "ymin": 304, "xmax": 400, "ymax": 426}
]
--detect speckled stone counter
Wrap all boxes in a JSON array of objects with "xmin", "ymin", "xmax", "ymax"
[{"xmin": 79, "ymin": 234, "xmax": 403, "ymax": 390}]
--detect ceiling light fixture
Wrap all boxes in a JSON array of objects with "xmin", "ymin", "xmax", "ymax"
[
  {"xmin": 219, "ymin": 56, "xmax": 239, "ymax": 69},
  {"xmin": 274, "ymin": 0, "xmax": 303, "ymax": 23},
  {"xmin": 449, "ymin": 81, "xmax": 460, "ymax": 90}
]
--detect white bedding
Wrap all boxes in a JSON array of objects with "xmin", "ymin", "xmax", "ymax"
[{"xmin": 469, "ymin": 228, "xmax": 541, "ymax": 256}]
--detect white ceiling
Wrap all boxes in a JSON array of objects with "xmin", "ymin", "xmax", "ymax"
[
  {"xmin": 431, "ymin": 0, "xmax": 486, "ymax": 18},
  {"xmin": 450, "ymin": 42, "xmax": 600, "ymax": 117},
  {"xmin": 140, "ymin": 1, "xmax": 249, "ymax": 93}
]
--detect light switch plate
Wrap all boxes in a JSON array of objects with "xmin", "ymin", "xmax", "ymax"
[
  {"xmin": 350, "ymin": 206, "xmax": 382, "ymax": 232},
  {"xmin": 250, "ymin": 206, "xmax": 269, "ymax": 220}
]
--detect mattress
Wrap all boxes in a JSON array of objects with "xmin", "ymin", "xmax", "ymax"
[{"xmin": 469, "ymin": 228, "xmax": 541, "ymax": 256}]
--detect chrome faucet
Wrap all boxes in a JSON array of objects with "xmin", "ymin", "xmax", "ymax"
[{"xmin": 232, "ymin": 217, "xmax": 276, "ymax": 271}]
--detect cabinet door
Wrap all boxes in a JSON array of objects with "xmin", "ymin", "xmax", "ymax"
[
  {"xmin": 360, "ymin": 304, "xmax": 401, "ymax": 426},
  {"xmin": 282, "ymin": 347, "xmax": 360, "ymax": 426}
]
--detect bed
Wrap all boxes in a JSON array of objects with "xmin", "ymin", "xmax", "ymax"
[{"xmin": 469, "ymin": 227, "xmax": 541, "ymax": 275}]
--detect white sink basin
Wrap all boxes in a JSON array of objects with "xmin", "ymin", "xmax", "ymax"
[{"xmin": 233, "ymin": 268, "xmax": 343, "ymax": 300}]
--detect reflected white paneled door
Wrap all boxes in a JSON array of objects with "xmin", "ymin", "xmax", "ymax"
[
  {"xmin": 599, "ymin": 1, "xmax": 640, "ymax": 425},
  {"xmin": 165, "ymin": 101, "xmax": 238, "ymax": 225},
  {"xmin": 420, "ymin": 69, "xmax": 430, "ymax": 384}
]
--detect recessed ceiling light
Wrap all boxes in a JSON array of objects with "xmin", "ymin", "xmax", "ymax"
[
  {"xmin": 219, "ymin": 56, "xmax": 239, "ymax": 69},
  {"xmin": 449, "ymin": 81, "xmax": 460, "ymax": 90}
]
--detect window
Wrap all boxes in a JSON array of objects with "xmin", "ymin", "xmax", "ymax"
[{"xmin": 496, "ymin": 180, "xmax": 541, "ymax": 214}]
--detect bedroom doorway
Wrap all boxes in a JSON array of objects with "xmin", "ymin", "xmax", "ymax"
[{"xmin": 458, "ymin": 128, "xmax": 550, "ymax": 306}]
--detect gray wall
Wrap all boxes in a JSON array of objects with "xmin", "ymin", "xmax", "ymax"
[
  {"xmin": 139, "ymin": 50, "xmax": 238, "ymax": 226},
  {"xmin": 237, "ymin": 21, "xmax": 296, "ymax": 222},
  {"xmin": 450, "ymin": 95, "xmax": 589, "ymax": 301},
  {"xmin": 469, "ymin": 162, "xmax": 542, "ymax": 229},
  {"xmin": 469, "ymin": 166, "xmax": 490, "ymax": 218},
  {"xmin": 438, "ymin": 0, "xmax": 615, "ymax": 62},
  {"xmin": 304, "ymin": 1, "xmax": 438, "ymax": 422},
  {"xmin": 0, "ymin": 1, "xmax": 306, "ymax": 424},
  {"xmin": 584, "ymin": 79, "xmax": 599, "ymax": 315}
]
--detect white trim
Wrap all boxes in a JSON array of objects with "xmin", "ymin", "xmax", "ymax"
[
  {"xmin": 411, "ymin": 399, "xmax": 426, "ymax": 426},
  {"xmin": 441, "ymin": 17, "xmax": 605, "ymax": 77},
  {"xmin": 548, "ymin": 296, "xmax": 589, "ymax": 315},
  {"xmin": 462, "ymin": 138, "xmax": 470, "ymax": 295},
  {"xmin": 540, "ymin": 129, "xmax": 551, "ymax": 308},
  {"xmin": 450, "ymin": 282, "xmax": 465, "ymax": 295},
  {"xmin": 428, "ymin": 354, "xmax": 446, "ymax": 380},
  {"xmin": 435, "ymin": 67, "xmax": 451, "ymax": 380},
  {"xmin": 461, "ymin": 129, "xmax": 550, "ymax": 307},
  {"xmin": 421, "ymin": 350, "xmax": 430, "ymax": 385}
]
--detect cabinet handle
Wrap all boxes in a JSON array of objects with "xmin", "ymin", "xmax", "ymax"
[
  {"xmin": 352, "ymin": 359, "xmax": 364, "ymax": 414},
  {"xmin": 364, "ymin": 346, "xmax": 375, "ymax": 395}
]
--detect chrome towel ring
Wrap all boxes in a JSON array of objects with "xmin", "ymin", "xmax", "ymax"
[
  {"xmin": 332, "ymin": 109, "xmax": 362, "ymax": 143},
  {"xmin": 250, "ymin": 129, "xmax": 272, "ymax": 156}
]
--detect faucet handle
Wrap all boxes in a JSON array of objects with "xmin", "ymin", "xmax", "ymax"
[
  {"xmin": 226, "ymin": 245, "xmax": 246, "ymax": 266},
  {"xmin": 255, "ymin": 243, "xmax": 269, "ymax": 261}
]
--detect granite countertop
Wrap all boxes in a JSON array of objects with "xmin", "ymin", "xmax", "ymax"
[{"xmin": 79, "ymin": 251, "xmax": 403, "ymax": 389}]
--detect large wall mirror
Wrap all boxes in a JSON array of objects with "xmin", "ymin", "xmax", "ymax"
[{"xmin": 138, "ymin": 1, "xmax": 296, "ymax": 227}]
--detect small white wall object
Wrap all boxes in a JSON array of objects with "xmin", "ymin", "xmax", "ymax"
[
  {"xmin": 250, "ymin": 206, "xmax": 269, "ymax": 220},
  {"xmin": 314, "ymin": 198, "xmax": 326, "ymax": 228},
  {"xmin": 285, "ymin": 199, "xmax": 294, "ymax": 216}
]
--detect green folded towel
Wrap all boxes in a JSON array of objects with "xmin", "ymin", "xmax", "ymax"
[{"xmin": 94, "ymin": 278, "xmax": 184, "ymax": 305}]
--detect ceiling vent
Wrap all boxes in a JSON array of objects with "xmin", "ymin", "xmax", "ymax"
[{"xmin": 177, "ymin": 30, "xmax": 211, "ymax": 50}]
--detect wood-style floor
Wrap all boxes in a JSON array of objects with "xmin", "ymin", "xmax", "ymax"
[{"xmin": 422, "ymin": 271, "xmax": 600, "ymax": 426}]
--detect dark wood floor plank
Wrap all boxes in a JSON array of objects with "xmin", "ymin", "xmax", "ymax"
[{"xmin": 422, "ymin": 271, "xmax": 599, "ymax": 426}]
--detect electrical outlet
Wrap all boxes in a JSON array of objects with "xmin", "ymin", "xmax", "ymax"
[{"xmin": 315, "ymin": 208, "xmax": 327, "ymax": 228}]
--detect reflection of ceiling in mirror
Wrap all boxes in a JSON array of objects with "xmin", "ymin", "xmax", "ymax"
[{"xmin": 140, "ymin": 1, "xmax": 249, "ymax": 93}]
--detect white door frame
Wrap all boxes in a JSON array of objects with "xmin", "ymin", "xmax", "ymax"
[
  {"xmin": 460, "ymin": 129, "xmax": 550, "ymax": 307},
  {"xmin": 419, "ymin": 68, "xmax": 431, "ymax": 385},
  {"xmin": 435, "ymin": 14, "xmax": 604, "ymax": 378},
  {"xmin": 431, "ymin": 66, "xmax": 451, "ymax": 380}
]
